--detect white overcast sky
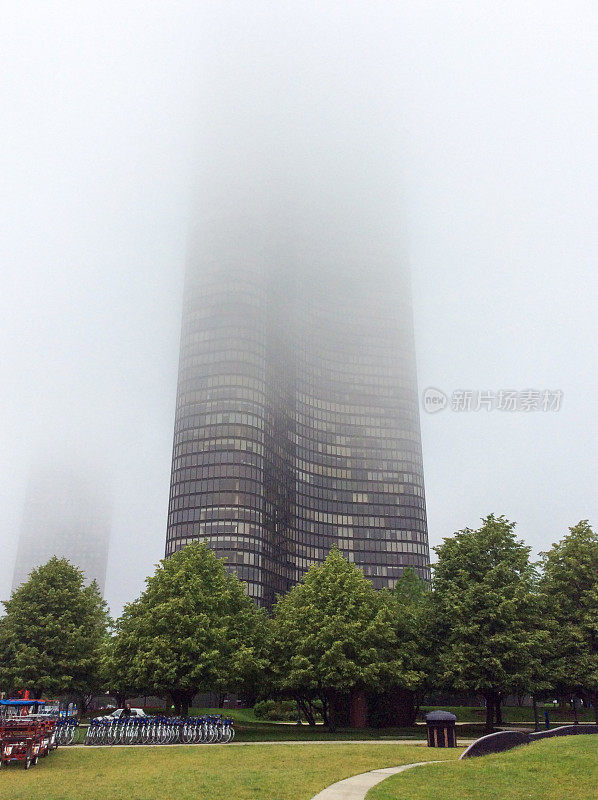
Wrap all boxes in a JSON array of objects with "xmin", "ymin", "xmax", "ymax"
[{"xmin": 1, "ymin": 2, "xmax": 597, "ymax": 615}]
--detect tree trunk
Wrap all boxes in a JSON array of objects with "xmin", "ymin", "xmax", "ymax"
[
  {"xmin": 170, "ymin": 690, "xmax": 194, "ymax": 717},
  {"xmin": 494, "ymin": 693, "xmax": 503, "ymax": 726},
  {"xmin": 572, "ymin": 697, "xmax": 579, "ymax": 725},
  {"xmin": 76, "ymin": 693, "xmax": 93, "ymax": 717},
  {"xmin": 326, "ymin": 691, "xmax": 337, "ymax": 733},
  {"xmin": 593, "ymin": 692, "xmax": 598, "ymax": 725},
  {"xmin": 217, "ymin": 693, "xmax": 226, "ymax": 709},
  {"xmin": 349, "ymin": 689, "xmax": 368, "ymax": 728},
  {"xmin": 319, "ymin": 694, "xmax": 330, "ymax": 729},
  {"xmin": 298, "ymin": 698, "xmax": 316, "ymax": 726},
  {"xmin": 413, "ymin": 692, "xmax": 421, "ymax": 723},
  {"xmin": 532, "ymin": 695, "xmax": 540, "ymax": 732},
  {"xmin": 483, "ymin": 692, "xmax": 495, "ymax": 734}
]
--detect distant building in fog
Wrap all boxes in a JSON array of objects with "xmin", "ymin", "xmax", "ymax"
[{"xmin": 12, "ymin": 465, "xmax": 111, "ymax": 596}]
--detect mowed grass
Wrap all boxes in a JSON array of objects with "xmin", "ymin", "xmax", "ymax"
[
  {"xmin": 419, "ymin": 705, "xmax": 596, "ymax": 724},
  {"xmin": 0, "ymin": 743, "xmax": 460, "ymax": 800},
  {"xmin": 367, "ymin": 735, "xmax": 597, "ymax": 800},
  {"xmin": 188, "ymin": 708, "xmax": 483, "ymax": 742},
  {"xmin": 75, "ymin": 707, "xmax": 485, "ymax": 744},
  {"xmin": 166, "ymin": 708, "xmax": 430, "ymax": 742}
]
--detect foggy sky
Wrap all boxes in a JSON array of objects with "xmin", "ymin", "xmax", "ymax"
[{"xmin": 2, "ymin": 2, "xmax": 597, "ymax": 615}]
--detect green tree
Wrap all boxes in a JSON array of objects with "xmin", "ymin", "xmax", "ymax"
[
  {"xmin": 270, "ymin": 549, "xmax": 422, "ymax": 731},
  {"xmin": 389, "ymin": 568, "xmax": 431, "ymax": 724},
  {"xmin": 430, "ymin": 515, "xmax": 546, "ymax": 732},
  {"xmin": 0, "ymin": 557, "xmax": 109, "ymax": 710},
  {"xmin": 539, "ymin": 520, "xmax": 598, "ymax": 723},
  {"xmin": 392, "ymin": 567, "xmax": 429, "ymax": 607},
  {"xmin": 110, "ymin": 542, "xmax": 268, "ymax": 715}
]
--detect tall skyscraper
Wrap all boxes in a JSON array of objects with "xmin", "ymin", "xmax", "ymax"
[
  {"xmin": 165, "ymin": 225, "xmax": 429, "ymax": 605},
  {"xmin": 12, "ymin": 464, "xmax": 111, "ymax": 596},
  {"xmin": 165, "ymin": 32, "xmax": 430, "ymax": 604}
]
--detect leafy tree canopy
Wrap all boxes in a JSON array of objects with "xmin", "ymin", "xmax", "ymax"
[
  {"xmin": 0, "ymin": 557, "xmax": 109, "ymax": 699},
  {"xmin": 270, "ymin": 548, "xmax": 423, "ymax": 726},
  {"xmin": 539, "ymin": 520, "xmax": 598, "ymax": 714},
  {"xmin": 110, "ymin": 542, "xmax": 268, "ymax": 713},
  {"xmin": 430, "ymin": 515, "xmax": 547, "ymax": 730},
  {"xmin": 391, "ymin": 568, "xmax": 433, "ymax": 694}
]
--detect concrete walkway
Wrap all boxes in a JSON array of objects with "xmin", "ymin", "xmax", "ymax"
[
  {"xmin": 310, "ymin": 761, "xmax": 440, "ymax": 800},
  {"xmin": 70, "ymin": 739, "xmax": 474, "ymax": 749}
]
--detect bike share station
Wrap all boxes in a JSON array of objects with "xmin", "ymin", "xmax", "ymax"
[
  {"xmin": 84, "ymin": 713, "xmax": 235, "ymax": 746},
  {"xmin": 1, "ymin": 696, "xmax": 236, "ymax": 767}
]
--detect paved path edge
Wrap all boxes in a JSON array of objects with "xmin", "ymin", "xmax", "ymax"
[
  {"xmin": 310, "ymin": 759, "xmax": 442, "ymax": 800},
  {"xmin": 69, "ymin": 739, "xmax": 475, "ymax": 749}
]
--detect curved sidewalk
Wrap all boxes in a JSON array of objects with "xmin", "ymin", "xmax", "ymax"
[{"xmin": 310, "ymin": 760, "xmax": 440, "ymax": 800}]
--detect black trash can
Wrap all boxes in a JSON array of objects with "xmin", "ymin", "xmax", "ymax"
[{"xmin": 425, "ymin": 710, "xmax": 457, "ymax": 747}]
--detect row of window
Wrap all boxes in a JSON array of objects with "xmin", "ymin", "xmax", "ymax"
[
  {"xmin": 294, "ymin": 499, "xmax": 426, "ymax": 516},
  {"xmin": 295, "ymin": 518, "xmax": 428, "ymax": 537},
  {"xmin": 290, "ymin": 527, "xmax": 428, "ymax": 544},
  {"xmin": 171, "ymin": 448, "xmax": 262, "ymax": 467},
  {"xmin": 291, "ymin": 462, "xmax": 421, "ymax": 481},
  {"xmin": 295, "ymin": 393, "xmax": 416, "ymax": 415},
  {"xmin": 296, "ymin": 419, "xmax": 420, "ymax": 439},
  {"xmin": 168, "ymin": 489, "xmax": 425, "ymax": 519},
  {"xmin": 179, "ymin": 350, "xmax": 265, "ymax": 372},
  {"xmin": 362, "ymin": 556, "xmax": 428, "ymax": 575},
  {"xmin": 166, "ymin": 536, "xmax": 429, "ymax": 579},
  {"xmin": 177, "ymin": 387, "xmax": 266, "ymax": 408},
  {"xmin": 179, "ymin": 374, "xmax": 266, "ymax": 393},
  {"xmin": 171, "ymin": 467, "xmax": 261, "ymax": 486},
  {"xmin": 334, "ymin": 539, "xmax": 428, "ymax": 555},
  {"xmin": 176, "ymin": 411, "xmax": 266, "ymax": 432},
  {"xmin": 294, "ymin": 508, "xmax": 426, "ymax": 526},
  {"xmin": 178, "ymin": 361, "xmax": 266, "ymax": 381},
  {"xmin": 174, "ymin": 426, "xmax": 265, "ymax": 447},
  {"xmin": 174, "ymin": 414, "xmax": 422, "ymax": 442},
  {"xmin": 166, "ymin": 528, "xmax": 428, "ymax": 553},
  {"xmin": 296, "ymin": 471, "xmax": 424, "ymax": 489},
  {"xmin": 297, "ymin": 481, "xmax": 426, "ymax": 500},
  {"xmin": 300, "ymin": 357, "xmax": 413, "ymax": 379},
  {"xmin": 296, "ymin": 412, "xmax": 421, "ymax": 432},
  {"xmin": 181, "ymin": 334, "xmax": 266, "ymax": 354},
  {"xmin": 176, "ymin": 397, "xmax": 267, "ymax": 418},
  {"xmin": 173, "ymin": 439, "xmax": 265, "ymax": 461}
]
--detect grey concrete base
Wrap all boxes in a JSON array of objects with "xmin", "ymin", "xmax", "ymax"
[{"xmin": 310, "ymin": 760, "xmax": 440, "ymax": 800}]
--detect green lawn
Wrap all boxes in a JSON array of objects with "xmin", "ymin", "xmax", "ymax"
[
  {"xmin": 419, "ymin": 705, "xmax": 595, "ymax": 724},
  {"xmin": 74, "ymin": 703, "xmax": 584, "ymax": 746},
  {"xmin": 188, "ymin": 707, "xmax": 483, "ymax": 742},
  {"xmin": 75, "ymin": 706, "xmax": 484, "ymax": 744},
  {"xmin": 367, "ymin": 735, "xmax": 597, "ymax": 800},
  {"xmin": 190, "ymin": 707, "xmax": 264, "ymax": 724},
  {"xmin": 0, "ymin": 743, "xmax": 460, "ymax": 800}
]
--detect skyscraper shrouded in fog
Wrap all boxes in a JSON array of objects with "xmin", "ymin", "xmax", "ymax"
[
  {"xmin": 12, "ymin": 464, "xmax": 111, "ymax": 596},
  {"xmin": 165, "ymin": 55, "xmax": 430, "ymax": 604},
  {"xmin": 165, "ymin": 205, "xmax": 430, "ymax": 605}
]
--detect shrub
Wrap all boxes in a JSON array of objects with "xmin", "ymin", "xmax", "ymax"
[{"xmin": 253, "ymin": 700, "xmax": 298, "ymax": 721}]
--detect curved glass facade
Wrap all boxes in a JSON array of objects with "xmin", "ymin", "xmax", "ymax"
[{"xmin": 166, "ymin": 262, "xmax": 429, "ymax": 605}]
